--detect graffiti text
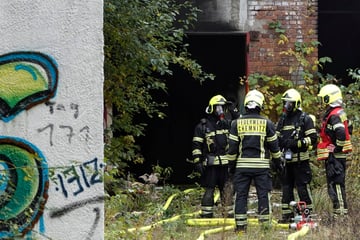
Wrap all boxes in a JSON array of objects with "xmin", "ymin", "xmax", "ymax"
[{"xmin": 53, "ymin": 158, "xmax": 103, "ymax": 198}]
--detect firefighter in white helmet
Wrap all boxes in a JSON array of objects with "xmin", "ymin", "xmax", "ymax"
[{"xmin": 227, "ymin": 89, "xmax": 283, "ymax": 233}]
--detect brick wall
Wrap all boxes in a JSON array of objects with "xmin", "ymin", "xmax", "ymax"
[{"xmin": 248, "ymin": 0, "xmax": 318, "ymax": 82}]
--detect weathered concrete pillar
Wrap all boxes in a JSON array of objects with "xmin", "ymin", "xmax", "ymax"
[
  {"xmin": 193, "ymin": 0, "xmax": 248, "ymax": 31},
  {"xmin": 0, "ymin": 1, "xmax": 104, "ymax": 239}
]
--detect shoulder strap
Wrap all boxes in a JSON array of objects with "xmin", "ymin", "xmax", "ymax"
[
  {"xmin": 293, "ymin": 112, "xmax": 308, "ymax": 140},
  {"xmin": 277, "ymin": 113, "xmax": 286, "ymax": 130},
  {"xmin": 296, "ymin": 112, "xmax": 307, "ymax": 128},
  {"xmin": 324, "ymin": 107, "xmax": 342, "ymax": 124},
  {"xmin": 299, "ymin": 112, "xmax": 307, "ymax": 127}
]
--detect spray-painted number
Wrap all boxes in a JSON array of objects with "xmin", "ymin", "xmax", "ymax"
[
  {"xmin": 37, "ymin": 124, "xmax": 90, "ymax": 146},
  {"xmin": 55, "ymin": 157, "xmax": 103, "ymax": 198}
]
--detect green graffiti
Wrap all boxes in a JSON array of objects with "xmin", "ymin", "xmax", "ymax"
[
  {"xmin": 0, "ymin": 52, "xmax": 58, "ymax": 122},
  {"xmin": 0, "ymin": 144, "xmax": 40, "ymax": 219},
  {"xmin": 0, "ymin": 63, "xmax": 48, "ymax": 108},
  {"xmin": 0, "ymin": 137, "xmax": 48, "ymax": 237}
]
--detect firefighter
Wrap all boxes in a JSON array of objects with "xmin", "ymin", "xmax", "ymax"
[
  {"xmin": 192, "ymin": 94, "xmax": 239, "ymax": 218},
  {"xmin": 227, "ymin": 89, "xmax": 284, "ymax": 232},
  {"xmin": 317, "ymin": 84, "xmax": 352, "ymax": 217},
  {"xmin": 276, "ymin": 88, "xmax": 317, "ymax": 223}
]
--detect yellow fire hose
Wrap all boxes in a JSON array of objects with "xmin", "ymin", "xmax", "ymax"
[
  {"xmin": 287, "ymin": 225, "xmax": 310, "ymax": 240},
  {"xmin": 126, "ymin": 212, "xmax": 198, "ymax": 233},
  {"xmin": 188, "ymin": 218, "xmax": 291, "ymax": 240},
  {"xmin": 121, "ymin": 187, "xmax": 310, "ymax": 240},
  {"xmin": 160, "ymin": 188, "xmax": 198, "ymax": 214},
  {"xmin": 185, "ymin": 218, "xmax": 290, "ymax": 230},
  {"xmin": 124, "ymin": 188, "xmax": 219, "ymax": 234}
]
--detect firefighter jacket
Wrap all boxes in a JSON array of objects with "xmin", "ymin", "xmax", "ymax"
[
  {"xmin": 317, "ymin": 106, "xmax": 352, "ymax": 160},
  {"xmin": 192, "ymin": 115, "xmax": 231, "ymax": 166},
  {"xmin": 276, "ymin": 110, "xmax": 317, "ymax": 163},
  {"xmin": 227, "ymin": 112, "xmax": 281, "ymax": 168}
]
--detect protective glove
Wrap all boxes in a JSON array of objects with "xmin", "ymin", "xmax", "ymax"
[
  {"xmin": 194, "ymin": 162, "xmax": 205, "ymax": 175},
  {"xmin": 228, "ymin": 161, "xmax": 236, "ymax": 175},
  {"xmin": 228, "ymin": 103, "xmax": 240, "ymax": 119},
  {"xmin": 272, "ymin": 157, "xmax": 286, "ymax": 175},
  {"xmin": 326, "ymin": 154, "xmax": 342, "ymax": 177}
]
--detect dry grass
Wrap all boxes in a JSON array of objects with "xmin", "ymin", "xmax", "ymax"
[
  {"xmin": 105, "ymin": 179, "xmax": 360, "ymax": 239},
  {"xmin": 106, "ymin": 135, "xmax": 360, "ymax": 240}
]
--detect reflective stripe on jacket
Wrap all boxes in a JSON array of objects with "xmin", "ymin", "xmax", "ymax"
[
  {"xmin": 192, "ymin": 116, "xmax": 230, "ymax": 165},
  {"xmin": 227, "ymin": 113, "xmax": 281, "ymax": 168},
  {"xmin": 317, "ymin": 107, "xmax": 352, "ymax": 160},
  {"xmin": 276, "ymin": 110, "xmax": 317, "ymax": 163}
]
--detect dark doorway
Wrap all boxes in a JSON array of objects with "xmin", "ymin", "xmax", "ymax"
[
  {"xmin": 318, "ymin": 1, "xmax": 360, "ymax": 85},
  {"xmin": 137, "ymin": 32, "xmax": 248, "ymax": 184}
]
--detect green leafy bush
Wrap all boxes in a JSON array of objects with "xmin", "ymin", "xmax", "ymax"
[{"xmin": 103, "ymin": 0, "xmax": 214, "ymax": 181}]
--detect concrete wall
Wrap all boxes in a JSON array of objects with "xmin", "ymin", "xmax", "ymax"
[
  {"xmin": 193, "ymin": 0, "xmax": 248, "ymax": 30},
  {"xmin": 0, "ymin": 1, "xmax": 104, "ymax": 239}
]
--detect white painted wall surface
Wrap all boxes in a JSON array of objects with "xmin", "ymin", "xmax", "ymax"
[
  {"xmin": 0, "ymin": 1, "xmax": 104, "ymax": 239},
  {"xmin": 194, "ymin": 0, "xmax": 248, "ymax": 30}
]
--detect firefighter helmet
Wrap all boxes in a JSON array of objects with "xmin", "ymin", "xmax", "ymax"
[
  {"xmin": 281, "ymin": 88, "xmax": 302, "ymax": 112},
  {"xmin": 205, "ymin": 95, "xmax": 228, "ymax": 114},
  {"xmin": 244, "ymin": 90, "xmax": 264, "ymax": 109},
  {"xmin": 318, "ymin": 84, "xmax": 342, "ymax": 105}
]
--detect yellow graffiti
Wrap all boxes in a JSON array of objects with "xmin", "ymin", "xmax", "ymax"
[{"xmin": 0, "ymin": 62, "xmax": 48, "ymax": 108}]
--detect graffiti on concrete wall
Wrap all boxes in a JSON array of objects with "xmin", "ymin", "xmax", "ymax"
[
  {"xmin": 49, "ymin": 196, "xmax": 104, "ymax": 240},
  {"xmin": 0, "ymin": 137, "xmax": 49, "ymax": 239},
  {"xmin": 51, "ymin": 157, "xmax": 104, "ymax": 198},
  {"xmin": 41, "ymin": 100, "xmax": 104, "ymax": 239},
  {"xmin": 40, "ymin": 99, "xmax": 104, "ymax": 239},
  {"xmin": 0, "ymin": 51, "xmax": 56, "ymax": 238},
  {"xmin": 0, "ymin": 51, "xmax": 58, "ymax": 122},
  {"xmin": 38, "ymin": 101, "xmax": 91, "ymax": 146},
  {"xmin": 0, "ymin": 51, "xmax": 104, "ymax": 239}
]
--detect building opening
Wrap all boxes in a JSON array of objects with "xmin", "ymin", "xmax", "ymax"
[
  {"xmin": 136, "ymin": 32, "xmax": 248, "ymax": 184},
  {"xmin": 318, "ymin": 0, "xmax": 360, "ymax": 85}
]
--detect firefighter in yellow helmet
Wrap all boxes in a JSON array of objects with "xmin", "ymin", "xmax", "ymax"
[
  {"xmin": 227, "ymin": 89, "xmax": 283, "ymax": 233},
  {"xmin": 192, "ymin": 94, "xmax": 239, "ymax": 218},
  {"xmin": 276, "ymin": 88, "xmax": 317, "ymax": 223},
  {"xmin": 317, "ymin": 84, "xmax": 352, "ymax": 217}
]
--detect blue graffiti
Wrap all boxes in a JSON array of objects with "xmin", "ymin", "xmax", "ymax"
[
  {"xmin": 54, "ymin": 158, "xmax": 104, "ymax": 198},
  {"xmin": 15, "ymin": 64, "xmax": 38, "ymax": 80}
]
